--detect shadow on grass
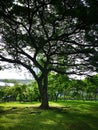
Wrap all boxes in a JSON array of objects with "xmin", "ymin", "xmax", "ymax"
[
  {"xmin": 0, "ymin": 104, "xmax": 98, "ymax": 130},
  {"xmin": 0, "ymin": 106, "xmax": 5, "ymax": 113}
]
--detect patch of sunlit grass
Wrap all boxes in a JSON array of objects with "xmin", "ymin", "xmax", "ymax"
[{"xmin": 0, "ymin": 101, "xmax": 98, "ymax": 130}]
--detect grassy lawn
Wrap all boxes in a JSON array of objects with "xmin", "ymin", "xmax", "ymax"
[{"xmin": 0, "ymin": 100, "xmax": 98, "ymax": 130}]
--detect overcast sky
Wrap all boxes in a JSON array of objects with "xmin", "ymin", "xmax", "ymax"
[{"xmin": 0, "ymin": 68, "xmax": 33, "ymax": 79}]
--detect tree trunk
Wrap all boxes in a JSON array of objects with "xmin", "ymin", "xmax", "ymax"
[
  {"xmin": 39, "ymin": 87, "xmax": 49, "ymax": 109},
  {"xmin": 37, "ymin": 73, "xmax": 49, "ymax": 109}
]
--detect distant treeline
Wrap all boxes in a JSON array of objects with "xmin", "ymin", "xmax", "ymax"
[
  {"xmin": 0, "ymin": 79, "xmax": 32, "ymax": 84},
  {"xmin": 0, "ymin": 73, "xmax": 98, "ymax": 102}
]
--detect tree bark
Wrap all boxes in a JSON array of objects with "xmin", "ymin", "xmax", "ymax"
[
  {"xmin": 39, "ymin": 86, "xmax": 49, "ymax": 109},
  {"xmin": 37, "ymin": 73, "xmax": 49, "ymax": 109}
]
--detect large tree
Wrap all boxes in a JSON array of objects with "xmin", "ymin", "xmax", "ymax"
[{"xmin": 0, "ymin": 0, "xmax": 98, "ymax": 109}]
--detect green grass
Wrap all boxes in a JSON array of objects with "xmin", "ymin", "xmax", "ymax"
[{"xmin": 0, "ymin": 101, "xmax": 98, "ymax": 130}]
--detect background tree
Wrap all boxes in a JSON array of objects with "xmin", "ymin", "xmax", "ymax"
[
  {"xmin": 27, "ymin": 81, "xmax": 40, "ymax": 102},
  {"xmin": 69, "ymin": 80, "xmax": 86, "ymax": 100},
  {"xmin": 85, "ymin": 75, "xmax": 98, "ymax": 100},
  {"xmin": 0, "ymin": 86, "xmax": 16, "ymax": 101},
  {"xmin": 48, "ymin": 73, "xmax": 69, "ymax": 101},
  {"xmin": 0, "ymin": 0, "xmax": 98, "ymax": 109}
]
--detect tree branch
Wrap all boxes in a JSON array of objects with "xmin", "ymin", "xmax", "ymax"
[{"xmin": 0, "ymin": 55, "xmax": 38, "ymax": 81}]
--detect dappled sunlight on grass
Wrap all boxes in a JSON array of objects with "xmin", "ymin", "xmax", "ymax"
[
  {"xmin": 0, "ymin": 101, "xmax": 98, "ymax": 130},
  {"xmin": 41, "ymin": 119, "xmax": 56, "ymax": 125},
  {"xmin": 49, "ymin": 101, "xmax": 64, "ymax": 107},
  {"xmin": 0, "ymin": 101, "xmax": 40, "ymax": 108}
]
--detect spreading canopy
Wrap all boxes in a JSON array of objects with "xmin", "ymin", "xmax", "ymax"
[{"xmin": 0, "ymin": 0, "xmax": 97, "ymax": 77}]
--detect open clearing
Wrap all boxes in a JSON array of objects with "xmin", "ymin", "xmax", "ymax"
[{"xmin": 0, "ymin": 101, "xmax": 98, "ymax": 130}]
